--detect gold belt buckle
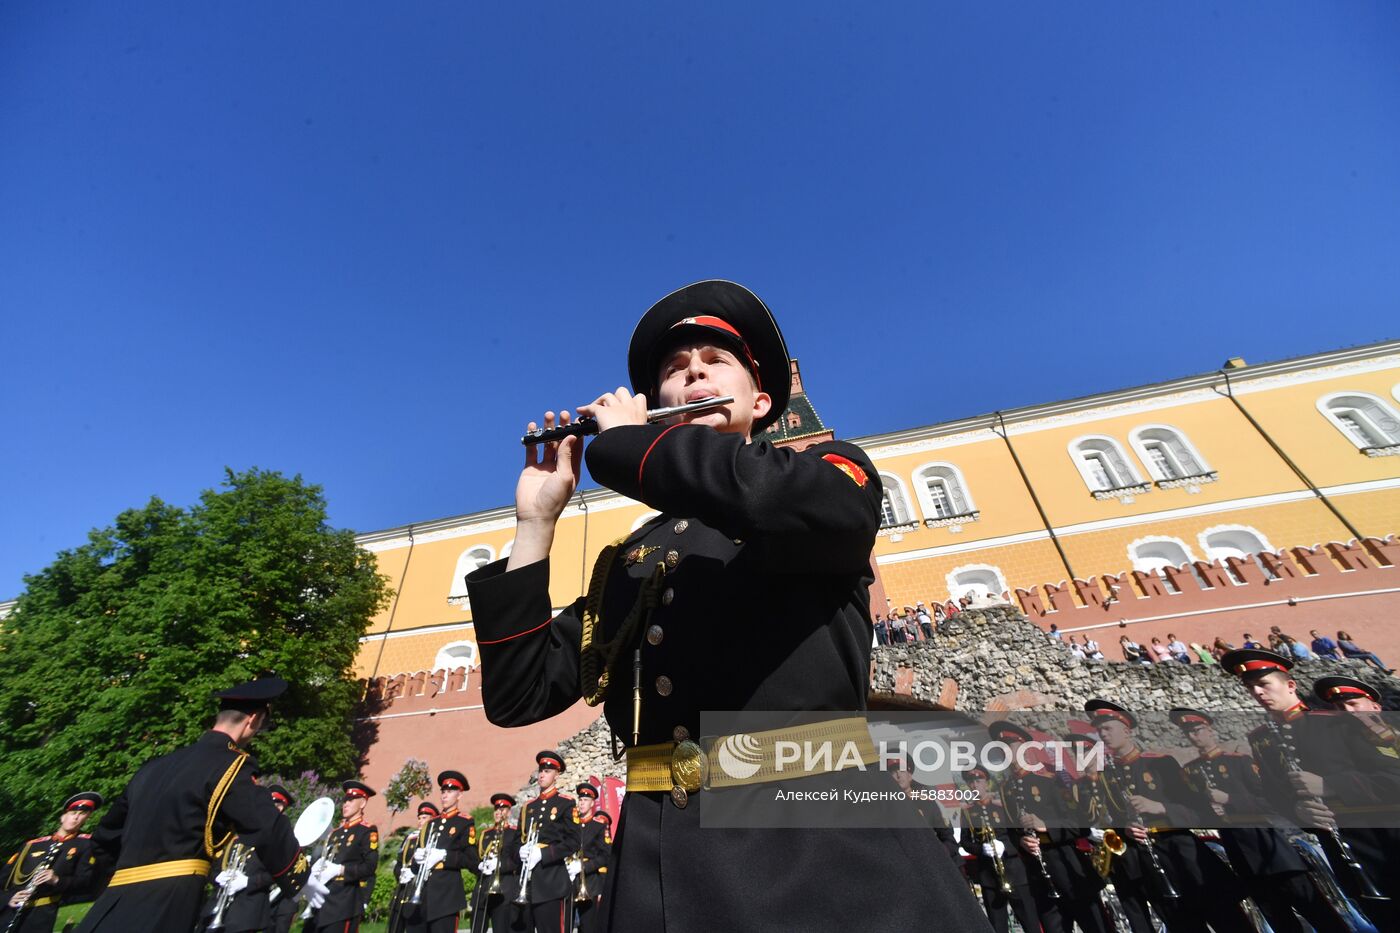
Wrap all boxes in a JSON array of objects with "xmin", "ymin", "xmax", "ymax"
[{"xmin": 669, "ymin": 739, "xmax": 708, "ymax": 808}]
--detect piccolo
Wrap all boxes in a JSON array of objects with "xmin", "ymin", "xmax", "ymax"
[{"xmin": 521, "ymin": 396, "xmax": 735, "ymax": 445}]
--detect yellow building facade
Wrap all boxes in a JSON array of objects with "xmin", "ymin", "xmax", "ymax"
[{"xmin": 355, "ymin": 340, "xmax": 1400, "ymax": 683}]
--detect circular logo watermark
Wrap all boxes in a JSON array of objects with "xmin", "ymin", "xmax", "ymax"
[{"xmin": 715, "ymin": 733, "xmax": 764, "ymax": 779}]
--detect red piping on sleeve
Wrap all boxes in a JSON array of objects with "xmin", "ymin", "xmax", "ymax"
[
  {"xmin": 477, "ymin": 617, "xmax": 553, "ymax": 645},
  {"xmin": 638, "ymin": 423, "xmax": 691, "ymax": 490},
  {"xmin": 271, "ymin": 850, "xmax": 300, "ymax": 879}
]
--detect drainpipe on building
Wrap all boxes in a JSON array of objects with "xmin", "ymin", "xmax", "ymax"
[
  {"xmin": 366, "ymin": 524, "xmax": 415, "ymax": 691},
  {"xmin": 1216, "ymin": 368, "xmax": 1375, "ymax": 559},
  {"xmin": 994, "ymin": 411, "xmax": 1078, "ymax": 586}
]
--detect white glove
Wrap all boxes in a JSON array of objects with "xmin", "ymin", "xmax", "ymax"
[
  {"xmin": 479, "ymin": 856, "xmax": 498, "ymax": 875},
  {"xmin": 215, "ymin": 868, "xmax": 235, "ymax": 887},
  {"xmin": 304, "ymin": 875, "xmax": 329, "ymax": 910},
  {"xmin": 1089, "ymin": 828, "xmax": 1106, "ymax": 844},
  {"xmin": 420, "ymin": 848, "xmax": 447, "ymax": 867},
  {"xmin": 412, "ymin": 847, "xmax": 427, "ymax": 864},
  {"xmin": 319, "ymin": 862, "xmax": 343, "ymax": 881},
  {"xmin": 398, "ymin": 867, "xmax": 414, "ymax": 885},
  {"xmin": 310, "ymin": 857, "xmax": 326, "ymax": 877},
  {"xmin": 226, "ymin": 871, "xmax": 249, "ymax": 895},
  {"xmin": 519, "ymin": 845, "xmax": 542, "ymax": 870},
  {"xmin": 566, "ymin": 859, "xmax": 581, "ymax": 881},
  {"xmin": 981, "ymin": 840, "xmax": 1005, "ymax": 858}
]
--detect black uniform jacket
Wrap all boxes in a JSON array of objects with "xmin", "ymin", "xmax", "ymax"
[
  {"xmin": 1249, "ymin": 708, "xmax": 1400, "ymax": 898},
  {"xmin": 76, "ymin": 731, "xmax": 306, "ymax": 933},
  {"xmin": 475, "ymin": 824, "xmax": 521, "ymax": 902},
  {"xmin": 519, "ymin": 790, "xmax": 578, "ymax": 904},
  {"xmin": 417, "ymin": 810, "xmax": 476, "ymax": 920},
  {"xmin": 578, "ymin": 813, "xmax": 610, "ymax": 885},
  {"xmin": 958, "ymin": 802, "xmax": 1030, "ymax": 889},
  {"xmin": 1182, "ymin": 749, "xmax": 1309, "ymax": 879},
  {"xmin": 0, "ymin": 832, "xmax": 96, "ymax": 933},
  {"xmin": 1003, "ymin": 770, "xmax": 1103, "ymax": 897},
  {"xmin": 467, "ymin": 425, "xmax": 989, "ymax": 933},
  {"xmin": 316, "ymin": 820, "xmax": 378, "ymax": 925},
  {"xmin": 199, "ymin": 838, "xmax": 274, "ymax": 933}
]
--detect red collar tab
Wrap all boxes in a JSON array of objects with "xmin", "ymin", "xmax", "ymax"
[
  {"xmin": 539, "ymin": 787, "xmax": 558, "ymax": 799},
  {"xmin": 440, "ymin": 807, "xmax": 459, "ymax": 818},
  {"xmin": 670, "ymin": 315, "xmax": 762, "ymax": 390},
  {"xmin": 341, "ymin": 818, "xmax": 363, "ymax": 829},
  {"xmin": 1116, "ymin": 746, "xmax": 1142, "ymax": 764}
]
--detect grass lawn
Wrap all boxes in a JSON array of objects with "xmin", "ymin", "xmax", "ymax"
[{"xmin": 56, "ymin": 904, "xmax": 397, "ymax": 932}]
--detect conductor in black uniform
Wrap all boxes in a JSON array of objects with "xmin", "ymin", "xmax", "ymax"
[
  {"xmin": 76, "ymin": 677, "xmax": 310, "ymax": 933},
  {"xmin": 0, "ymin": 791, "xmax": 102, "ymax": 933},
  {"xmin": 465, "ymin": 279, "xmax": 988, "ymax": 933},
  {"xmin": 472, "ymin": 793, "xmax": 523, "ymax": 933},
  {"xmin": 1222, "ymin": 648, "xmax": 1400, "ymax": 931},
  {"xmin": 516, "ymin": 752, "xmax": 578, "ymax": 933},
  {"xmin": 572, "ymin": 784, "xmax": 610, "ymax": 933},
  {"xmin": 405, "ymin": 770, "xmax": 477, "ymax": 933},
  {"xmin": 308, "ymin": 781, "xmax": 379, "ymax": 933}
]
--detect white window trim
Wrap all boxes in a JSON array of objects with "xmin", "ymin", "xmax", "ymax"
[
  {"xmin": 1392, "ymin": 383, "xmax": 1400, "ymax": 405},
  {"xmin": 1128, "ymin": 423, "xmax": 1213, "ymax": 482},
  {"xmin": 945, "ymin": 563, "xmax": 1008, "ymax": 601},
  {"xmin": 433, "ymin": 640, "xmax": 480, "ymax": 673},
  {"xmin": 911, "ymin": 460, "xmax": 979, "ymax": 522},
  {"xmin": 1127, "ymin": 535, "xmax": 1203, "ymax": 593},
  {"xmin": 1316, "ymin": 390, "xmax": 1400, "ymax": 450},
  {"xmin": 878, "ymin": 472, "xmax": 916, "ymax": 527},
  {"xmin": 1067, "ymin": 434, "xmax": 1147, "ymax": 494},
  {"xmin": 1196, "ymin": 524, "xmax": 1274, "ymax": 560},
  {"xmin": 630, "ymin": 511, "xmax": 662, "ymax": 532},
  {"xmin": 448, "ymin": 545, "xmax": 496, "ymax": 605}
]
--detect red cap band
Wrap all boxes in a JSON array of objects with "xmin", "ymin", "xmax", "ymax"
[
  {"xmin": 346, "ymin": 788, "xmax": 369, "ymax": 799},
  {"xmin": 270, "ymin": 792, "xmax": 290, "ymax": 805},
  {"xmin": 441, "ymin": 778, "xmax": 464, "ymax": 790},
  {"xmin": 1091, "ymin": 710, "xmax": 1133, "ymax": 727},
  {"xmin": 670, "ymin": 315, "xmax": 763, "ymax": 390},
  {"xmin": 1235, "ymin": 659, "xmax": 1288, "ymax": 675},
  {"xmin": 1178, "ymin": 715, "xmax": 1209, "ymax": 726},
  {"xmin": 1326, "ymin": 685, "xmax": 1371, "ymax": 699}
]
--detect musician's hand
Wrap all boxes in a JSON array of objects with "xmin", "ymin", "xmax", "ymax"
[
  {"xmin": 8, "ymin": 892, "xmax": 28, "ymax": 909},
  {"xmin": 321, "ymin": 862, "xmax": 343, "ymax": 881},
  {"xmin": 304, "ymin": 874, "xmax": 329, "ymax": 909},
  {"xmin": 478, "ymin": 856, "xmax": 498, "ymax": 875},
  {"xmin": 1128, "ymin": 824, "xmax": 1150, "ymax": 844},
  {"xmin": 520, "ymin": 845, "xmax": 542, "ymax": 869},
  {"xmin": 1288, "ymin": 770, "xmax": 1326, "ymax": 798},
  {"xmin": 516, "ymin": 410, "xmax": 583, "ymax": 527},
  {"xmin": 227, "ymin": 871, "xmax": 249, "ymax": 895},
  {"xmin": 576, "ymin": 387, "xmax": 648, "ymax": 434},
  {"xmin": 1018, "ymin": 812, "xmax": 1036, "ymax": 831},
  {"xmin": 1019, "ymin": 836, "xmax": 1041, "ymax": 857},
  {"xmin": 398, "ymin": 867, "xmax": 414, "ymax": 885},
  {"xmin": 566, "ymin": 859, "xmax": 582, "ymax": 881},
  {"xmin": 29, "ymin": 868, "xmax": 56, "ymax": 888},
  {"xmin": 412, "ymin": 847, "xmax": 427, "ymax": 864},
  {"xmin": 1129, "ymin": 795, "xmax": 1166, "ymax": 817},
  {"xmin": 1296, "ymin": 799, "xmax": 1336, "ymax": 830},
  {"xmin": 1210, "ymin": 803, "xmax": 1226, "ymax": 819},
  {"xmin": 1209, "ymin": 788, "xmax": 1229, "ymax": 805}
]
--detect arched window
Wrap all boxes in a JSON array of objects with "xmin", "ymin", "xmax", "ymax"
[
  {"xmin": 913, "ymin": 462, "xmax": 977, "ymax": 522},
  {"xmin": 433, "ymin": 640, "xmax": 478, "ymax": 674},
  {"xmin": 946, "ymin": 565, "xmax": 1008, "ymax": 603},
  {"xmin": 1068, "ymin": 436, "xmax": 1145, "ymax": 496},
  {"xmin": 1128, "ymin": 425, "xmax": 1212, "ymax": 484},
  {"xmin": 878, "ymin": 473, "xmax": 913, "ymax": 527},
  {"xmin": 1199, "ymin": 525, "xmax": 1275, "ymax": 582},
  {"xmin": 1317, "ymin": 392, "xmax": 1400, "ymax": 453},
  {"xmin": 1129, "ymin": 537, "xmax": 1201, "ymax": 594},
  {"xmin": 448, "ymin": 546, "xmax": 494, "ymax": 605}
]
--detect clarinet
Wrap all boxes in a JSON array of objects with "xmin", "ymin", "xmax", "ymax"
[
  {"xmin": 4, "ymin": 838, "xmax": 64, "ymax": 933},
  {"xmin": 1107, "ymin": 758, "xmax": 1179, "ymax": 901},
  {"xmin": 1007, "ymin": 779, "xmax": 1061, "ymax": 900},
  {"xmin": 1267, "ymin": 719, "xmax": 1388, "ymax": 902}
]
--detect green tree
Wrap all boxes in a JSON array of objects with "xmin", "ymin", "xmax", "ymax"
[
  {"xmin": 0, "ymin": 468, "xmax": 390, "ymax": 853},
  {"xmin": 383, "ymin": 758, "xmax": 433, "ymax": 830}
]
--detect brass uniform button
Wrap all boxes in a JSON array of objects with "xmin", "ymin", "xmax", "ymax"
[
  {"xmin": 661, "ymin": 587, "xmax": 674, "ymax": 605},
  {"xmin": 672, "ymin": 725, "xmax": 691, "ymax": 743},
  {"xmin": 665, "ymin": 549, "xmax": 680, "ymax": 568},
  {"xmin": 646, "ymin": 625, "xmax": 664, "ymax": 646},
  {"xmin": 673, "ymin": 520, "xmax": 689, "ymax": 534},
  {"xmin": 655, "ymin": 675, "xmax": 673, "ymax": 696},
  {"xmin": 733, "ymin": 538, "xmax": 743, "ymax": 545},
  {"xmin": 670, "ymin": 786, "xmax": 689, "ymax": 808}
]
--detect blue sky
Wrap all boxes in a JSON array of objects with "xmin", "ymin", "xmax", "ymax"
[{"xmin": 2, "ymin": 3, "xmax": 1398, "ymax": 596}]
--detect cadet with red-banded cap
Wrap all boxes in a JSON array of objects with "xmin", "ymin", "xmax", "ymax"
[
  {"xmin": 306, "ymin": 780, "xmax": 379, "ymax": 933},
  {"xmin": 516, "ymin": 751, "xmax": 578, "ymax": 933},
  {"xmin": 265, "ymin": 785, "xmax": 300, "ymax": 933},
  {"xmin": 957, "ymin": 767, "xmax": 1042, "ymax": 933},
  {"xmin": 387, "ymin": 802, "xmax": 438, "ymax": 933},
  {"xmin": 1222, "ymin": 647, "xmax": 1400, "ymax": 930},
  {"xmin": 466, "ymin": 280, "xmax": 987, "ymax": 932},
  {"xmin": 404, "ymin": 770, "xmax": 476, "ymax": 933},
  {"xmin": 0, "ymin": 792, "xmax": 103, "ymax": 933},
  {"xmin": 572, "ymin": 783, "xmax": 610, "ymax": 933},
  {"xmin": 76, "ymin": 677, "xmax": 310, "ymax": 933},
  {"xmin": 1313, "ymin": 674, "xmax": 1400, "ymax": 753},
  {"xmin": 471, "ymin": 793, "xmax": 521, "ymax": 933}
]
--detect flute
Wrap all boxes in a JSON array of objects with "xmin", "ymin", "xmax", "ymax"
[{"xmin": 521, "ymin": 396, "xmax": 735, "ymax": 445}]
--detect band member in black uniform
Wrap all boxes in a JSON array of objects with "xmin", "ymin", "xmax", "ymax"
[
  {"xmin": 1223, "ymin": 648, "xmax": 1400, "ymax": 931},
  {"xmin": 888, "ymin": 757, "xmax": 963, "ymax": 877},
  {"xmin": 989, "ymin": 722, "xmax": 1109, "ymax": 933},
  {"xmin": 1085, "ymin": 699, "xmax": 1248, "ymax": 933},
  {"xmin": 76, "ymin": 678, "xmax": 310, "ymax": 933},
  {"xmin": 465, "ymin": 280, "xmax": 989, "ymax": 933},
  {"xmin": 1314, "ymin": 674, "xmax": 1400, "ymax": 752},
  {"xmin": 472, "ymin": 794, "xmax": 522, "ymax": 933},
  {"xmin": 572, "ymin": 784, "xmax": 610, "ymax": 933},
  {"xmin": 309, "ymin": 781, "xmax": 379, "ymax": 933},
  {"xmin": 388, "ymin": 803, "xmax": 437, "ymax": 933},
  {"xmin": 266, "ymin": 785, "xmax": 300, "ymax": 933},
  {"xmin": 1169, "ymin": 707, "xmax": 1349, "ymax": 933},
  {"xmin": 0, "ymin": 792, "xmax": 102, "ymax": 933},
  {"xmin": 405, "ymin": 771, "xmax": 476, "ymax": 933},
  {"xmin": 956, "ymin": 768, "xmax": 1041, "ymax": 933},
  {"xmin": 516, "ymin": 752, "xmax": 578, "ymax": 933}
]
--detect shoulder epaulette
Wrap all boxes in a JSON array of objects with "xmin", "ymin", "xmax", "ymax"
[{"xmin": 79, "ymin": 833, "xmax": 92, "ymax": 839}]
